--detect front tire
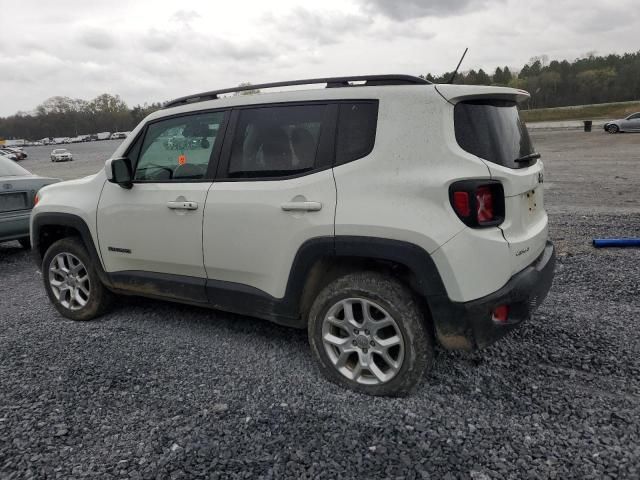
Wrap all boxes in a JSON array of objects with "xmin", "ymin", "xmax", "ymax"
[
  {"xmin": 308, "ymin": 272, "xmax": 434, "ymax": 396},
  {"xmin": 42, "ymin": 237, "xmax": 114, "ymax": 321},
  {"xmin": 607, "ymin": 124, "xmax": 619, "ymax": 134}
]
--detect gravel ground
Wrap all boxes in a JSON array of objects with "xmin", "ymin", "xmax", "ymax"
[{"xmin": 1, "ymin": 131, "xmax": 639, "ymax": 478}]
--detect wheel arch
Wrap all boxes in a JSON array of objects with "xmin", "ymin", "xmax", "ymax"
[
  {"xmin": 31, "ymin": 212, "xmax": 111, "ymax": 287},
  {"xmin": 293, "ymin": 236, "xmax": 448, "ymax": 328}
]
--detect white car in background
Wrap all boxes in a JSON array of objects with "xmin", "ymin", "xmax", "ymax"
[
  {"xmin": 50, "ymin": 149, "xmax": 73, "ymax": 162},
  {"xmin": 0, "ymin": 150, "xmax": 18, "ymax": 161}
]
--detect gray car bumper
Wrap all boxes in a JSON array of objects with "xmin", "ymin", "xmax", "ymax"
[{"xmin": 0, "ymin": 211, "xmax": 30, "ymax": 243}]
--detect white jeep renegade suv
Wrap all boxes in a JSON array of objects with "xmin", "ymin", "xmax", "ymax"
[{"xmin": 31, "ymin": 75, "xmax": 555, "ymax": 396}]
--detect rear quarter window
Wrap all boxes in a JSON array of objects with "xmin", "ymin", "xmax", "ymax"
[
  {"xmin": 335, "ymin": 102, "xmax": 378, "ymax": 165},
  {"xmin": 454, "ymin": 100, "xmax": 535, "ymax": 169}
]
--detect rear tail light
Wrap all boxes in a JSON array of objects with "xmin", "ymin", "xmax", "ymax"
[
  {"xmin": 492, "ymin": 305, "xmax": 510, "ymax": 323},
  {"xmin": 475, "ymin": 186, "xmax": 494, "ymax": 222},
  {"xmin": 449, "ymin": 180, "xmax": 504, "ymax": 228},
  {"xmin": 34, "ymin": 193, "xmax": 40, "ymax": 206},
  {"xmin": 452, "ymin": 191, "xmax": 470, "ymax": 217}
]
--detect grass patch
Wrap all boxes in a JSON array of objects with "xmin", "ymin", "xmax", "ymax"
[{"xmin": 521, "ymin": 101, "xmax": 640, "ymax": 123}]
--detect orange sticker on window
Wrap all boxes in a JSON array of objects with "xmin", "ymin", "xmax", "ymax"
[{"xmin": 178, "ymin": 154, "xmax": 186, "ymax": 165}]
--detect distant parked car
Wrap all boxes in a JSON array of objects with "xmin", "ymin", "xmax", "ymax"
[
  {"xmin": 2, "ymin": 147, "xmax": 27, "ymax": 160},
  {"xmin": 110, "ymin": 132, "xmax": 128, "ymax": 140},
  {"xmin": 0, "ymin": 150, "xmax": 18, "ymax": 161},
  {"xmin": 0, "ymin": 156, "xmax": 59, "ymax": 248},
  {"xmin": 50, "ymin": 149, "xmax": 73, "ymax": 162},
  {"xmin": 604, "ymin": 112, "xmax": 640, "ymax": 133}
]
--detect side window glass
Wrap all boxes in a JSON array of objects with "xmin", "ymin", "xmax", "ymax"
[
  {"xmin": 134, "ymin": 111, "xmax": 225, "ymax": 181},
  {"xmin": 228, "ymin": 105, "xmax": 326, "ymax": 178},
  {"xmin": 125, "ymin": 130, "xmax": 143, "ymax": 162},
  {"xmin": 336, "ymin": 102, "xmax": 379, "ymax": 165}
]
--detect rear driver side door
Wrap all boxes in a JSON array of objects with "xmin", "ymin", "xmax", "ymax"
[
  {"xmin": 203, "ymin": 103, "xmax": 337, "ymax": 301},
  {"xmin": 97, "ymin": 110, "xmax": 228, "ymax": 302}
]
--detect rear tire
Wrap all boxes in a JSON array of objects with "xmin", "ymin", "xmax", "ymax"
[
  {"xmin": 607, "ymin": 124, "xmax": 619, "ymax": 134},
  {"xmin": 308, "ymin": 271, "xmax": 433, "ymax": 396},
  {"xmin": 42, "ymin": 237, "xmax": 114, "ymax": 321}
]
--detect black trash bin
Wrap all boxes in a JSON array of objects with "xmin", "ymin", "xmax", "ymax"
[{"xmin": 583, "ymin": 120, "xmax": 592, "ymax": 132}]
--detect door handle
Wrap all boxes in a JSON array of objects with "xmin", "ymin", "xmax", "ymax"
[
  {"xmin": 167, "ymin": 200, "xmax": 198, "ymax": 210},
  {"xmin": 281, "ymin": 201, "xmax": 322, "ymax": 212}
]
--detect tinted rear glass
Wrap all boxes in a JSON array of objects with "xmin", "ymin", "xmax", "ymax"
[
  {"xmin": 228, "ymin": 104, "xmax": 326, "ymax": 178},
  {"xmin": 454, "ymin": 100, "xmax": 535, "ymax": 169},
  {"xmin": 336, "ymin": 102, "xmax": 378, "ymax": 165}
]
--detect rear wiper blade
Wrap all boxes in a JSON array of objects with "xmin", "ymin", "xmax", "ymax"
[{"xmin": 514, "ymin": 152, "xmax": 541, "ymax": 163}]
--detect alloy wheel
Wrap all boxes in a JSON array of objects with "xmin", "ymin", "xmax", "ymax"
[
  {"xmin": 48, "ymin": 252, "xmax": 91, "ymax": 310},
  {"xmin": 321, "ymin": 298, "xmax": 405, "ymax": 385}
]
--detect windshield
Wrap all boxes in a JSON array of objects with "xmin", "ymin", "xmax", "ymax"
[
  {"xmin": 454, "ymin": 100, "xmax": 536, "ymax": 169},
  {"xmin": 0, "ymin": 156, "xmax": 31, "ymax": 176},
  {"xmin": 53, "ymin": 149, "xmax": 68, "ymax": 154}
]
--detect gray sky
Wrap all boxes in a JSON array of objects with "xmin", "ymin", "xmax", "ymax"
[{"xmin": 1, "ymin": 0, "xmax": 638, "ymax": 116}]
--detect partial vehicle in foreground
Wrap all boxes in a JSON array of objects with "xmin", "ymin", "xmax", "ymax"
[
  {"xmin": 0, "ymin": 157, "xmax": 59, "ymax": 247},
  {"xmin": 50, "ymin": 149, "xmax": 73, "ymax": 162},
  {"xmin": 604, "ymin": 112, "xmax": 640, "ymax": 133},
  {"xmin": 31, "ymin": 75, "xmax": 555, "ymax": 396}
]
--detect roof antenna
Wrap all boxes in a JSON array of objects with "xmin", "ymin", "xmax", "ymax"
[{"xmin": 448, "ymin": 47, "xmax": 468, "ymax": 84}]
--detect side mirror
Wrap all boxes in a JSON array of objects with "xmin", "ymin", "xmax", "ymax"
[{"xmin": 107, "ymin": 157, "xmax": 133, "ymax": 189}]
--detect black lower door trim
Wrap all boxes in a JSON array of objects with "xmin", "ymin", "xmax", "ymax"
[{"xmin": 109, "ymin": 271, "xmax": 208, "ymax": 304}]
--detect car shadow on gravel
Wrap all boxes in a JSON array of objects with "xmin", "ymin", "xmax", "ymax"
[
  {"xmin": 107, "ymin": 294, "xmax": 307, "ymax": 343},
  {"xmin": 0, "ymin": 241, "xmax": 30, "ymax": 259}
]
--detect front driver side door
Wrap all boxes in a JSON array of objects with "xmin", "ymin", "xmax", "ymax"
[
  {"xmin": 97, "ymin": 110, "xmax": 228, "ymax": 302},
  {"xmin": 627, "ymin": 113, "xmax": 640, "ymax": 132}
]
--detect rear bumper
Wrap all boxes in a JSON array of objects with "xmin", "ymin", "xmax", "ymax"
[
  {"xmin": 0, "ymin": 211, "xmax": 30, "ymax": 243},
  {"xmin": 429, "ymin": 241, "xmax": 556, "ymax": 350}
]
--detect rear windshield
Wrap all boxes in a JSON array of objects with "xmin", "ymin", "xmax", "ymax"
[
  {"xmin": 454, "ymin": 100, "xmax": 535, "ymax": 169},
  {"xmin": 0, "ymin": 156, "xmax": 30, "ymax": 176}
]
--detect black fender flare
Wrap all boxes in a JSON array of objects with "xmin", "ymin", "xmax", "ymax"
[
  {"xmin": 205, "ymin": 236, "xmax": 448, "ymax": 328},
  {"xmin": 31, "ymin": 212, "xmax": 112, "ymax": 287}
]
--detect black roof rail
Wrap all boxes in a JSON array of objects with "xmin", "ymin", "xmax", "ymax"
[{"xmin": 164, "ymin": 74, "xmax": 430, "ymax": 108}]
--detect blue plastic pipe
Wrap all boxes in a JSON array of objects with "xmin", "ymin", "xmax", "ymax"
[{"xmin": 592, "ymin": 238, "xmax": 640, "ymax": 248}]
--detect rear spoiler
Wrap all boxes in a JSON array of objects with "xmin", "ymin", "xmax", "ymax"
[{"xmin": 435, "ymin": 84, "xmax": 530, "ymax": 104}]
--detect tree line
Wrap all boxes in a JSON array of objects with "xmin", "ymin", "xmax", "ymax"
[
  {"xmin": 1, "ymin": 51, "xmax": 639, "ymax": 140},
  {"xmin": 0, "ymin": 84, "xmax": 261, "ymax": 141},
  {"xmin": 424, "ymin": 50, "xmax": 640, "ymax": 109},
  {"xmin": 0, "ymin": 94, "xmax": 164, "ymax": 141}
]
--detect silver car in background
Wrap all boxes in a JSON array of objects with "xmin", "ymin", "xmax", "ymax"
[
  {"xmin": 604, "ymin": 112, "xmax": 640, "ymax": 133},
  {"xmin": 50, "ymin": 148, "xmax": 73, "ymax": 162},
  {"xmin": 0, "ymin": 157, "xmax": 59, "ymax": 248}
]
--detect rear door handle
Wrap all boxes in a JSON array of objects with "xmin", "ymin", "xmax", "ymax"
[
  {"xmin": 167, "ymin": 200, "xmax": 198, "ymax": 210},
  {"xmin": 281, "ymin": 201, "xmax": 322, "ymax": 212}
]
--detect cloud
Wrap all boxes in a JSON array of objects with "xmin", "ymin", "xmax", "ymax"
[
  {"xmin": 358, "ymin": 0, "xmax": 500, "ymax": 20},
  {"xmin": 0, "ymin": 0, "xmax": 638, "ymax": 117},
  {"xmin": 77, "ymin": 27, "xmax": 117, "ymax": 50},
  {"xmin": 140, "ymin": 29, "xmax": 174, "ymax": 53},
  {"xmin": 573, "ymin": 6, "xmax": 639, "ymax": 33},
  {"xmin": 263, "ymin": 8, "xmax": 373, "ymax": 45},
  {"xmin": 171, "ymin": 9, "xmax": 201, "ymax": 24}
]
